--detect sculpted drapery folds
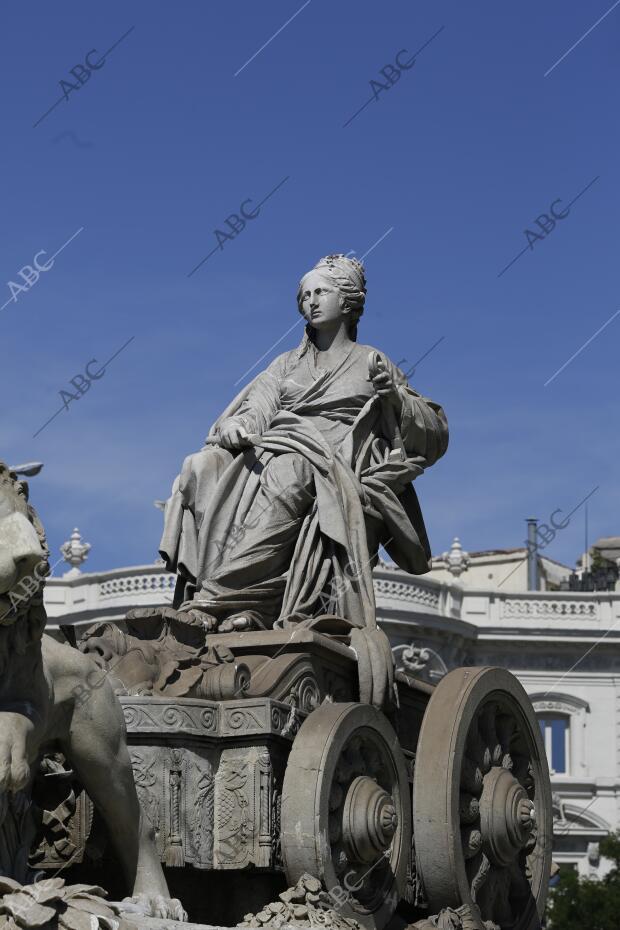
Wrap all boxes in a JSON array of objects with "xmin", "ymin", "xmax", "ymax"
[{"xmin": 160, "ymin": 254, "xmax": 448, "ymax": 634}]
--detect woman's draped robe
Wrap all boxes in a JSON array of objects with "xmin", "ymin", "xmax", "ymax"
[{"xmin": 160, "ymin": 342, "xmax": 448, "ymax": 634}]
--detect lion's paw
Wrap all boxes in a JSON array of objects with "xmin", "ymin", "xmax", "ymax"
[
  {"xmin": 121, "ymin": 893, "xmax": 187, "ymax": 921},
  {"xmin": 0, "ymin": 714, "xmax": 34, "ymax": 793}
]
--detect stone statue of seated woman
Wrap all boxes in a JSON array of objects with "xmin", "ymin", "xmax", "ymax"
[{"xmin": 160, "ymin": 254, "xmax": 448, "ymax": 640}]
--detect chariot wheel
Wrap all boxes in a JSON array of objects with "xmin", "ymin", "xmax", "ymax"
[
  {"xmin": 413, "ymin": 667, "xmax": 552, "ymax": 930},
  {"xmin": 281, "ymin": 702, "xmax": 411, "ymax": 930}
]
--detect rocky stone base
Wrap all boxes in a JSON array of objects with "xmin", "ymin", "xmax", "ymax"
[
  {"xmin": 126, "ymin": 922, "xmax": 300, "ymax": 930},
  {"xmin": 237, "ymin": 874, "xmax": 360, "ymax": 930}
]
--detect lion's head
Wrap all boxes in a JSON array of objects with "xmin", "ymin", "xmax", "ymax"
[{"xmin": 0, "ymin": 462, "xmax": 49, "ymax": 658}]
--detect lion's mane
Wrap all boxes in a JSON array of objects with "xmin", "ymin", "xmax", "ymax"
[{"xmin": 0, "ymin": 462, "xmax": 50, "ymax": 670}]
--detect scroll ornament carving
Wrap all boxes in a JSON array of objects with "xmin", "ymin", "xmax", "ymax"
[
  {"xmin": 292, "ymin": 674, "xmax": 321, "ymax": 713},
  {"xmin": 397, "ymin": 644, "xmax": 432, "ymax": 675},
  {"xmin": 393, "ymin": 644, "xmax": 448, "ymax": 684},
  {"xmin": 226, "ymin": 706, "xmax": 264, "ymax": 731},
  {"xmin": 123, "ymin": 701, "xmax": 220, "ymax": 735}
]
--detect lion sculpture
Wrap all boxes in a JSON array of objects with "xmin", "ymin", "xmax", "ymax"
[{"xmin": 0, "ymin": 462, "xmax": 184, "ymax": 920}]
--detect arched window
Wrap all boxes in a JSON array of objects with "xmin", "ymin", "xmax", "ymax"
[
  {"xmin": 538, "ymin": 714, "xmax": 569, "ymax": 774},
  {"xmin": 529, "ymin": 692, "xmax": 590, "ymax": 778}
]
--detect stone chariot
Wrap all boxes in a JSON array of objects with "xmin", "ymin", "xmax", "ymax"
[{"xmin": 67, "ymin": 614, "xmax": 553, "ymax": 930}]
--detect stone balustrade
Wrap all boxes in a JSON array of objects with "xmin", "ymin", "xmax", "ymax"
[{"xmin": 43, "ymin": 560, "xmax": 620, "ymax": 636}]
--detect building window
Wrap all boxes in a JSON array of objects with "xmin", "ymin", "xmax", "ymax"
[{"xmin": 539, "ymin": 715, "xmax": 569, "ymax": 774}]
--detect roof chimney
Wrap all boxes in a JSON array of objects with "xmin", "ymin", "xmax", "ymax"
[{"xmin": 526, "ymin": 518, "xmax": 539, "ymax": 591}]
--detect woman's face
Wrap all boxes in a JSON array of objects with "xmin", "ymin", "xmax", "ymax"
[{"xmin": 299, "ymin": 270, "xmax": 346, "ymax": 329}]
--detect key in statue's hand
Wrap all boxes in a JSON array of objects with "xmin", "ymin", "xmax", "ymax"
[
  {"xmin": 368, "ymin": 351, "xmax": 401, "ymax": 411},
  {"xmin": 368, "ymin": 351, "xmax": 406, "ymax": 460}
]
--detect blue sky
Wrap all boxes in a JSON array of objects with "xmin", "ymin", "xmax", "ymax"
[{"xmin": 1, "ymin": 0, "xmax": 619, "ymax": 575}]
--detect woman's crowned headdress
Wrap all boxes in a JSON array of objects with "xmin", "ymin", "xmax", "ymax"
[
  {"xmin": 312, "ymin": 254, "xmax": 367, "ymax": 315},
  {"xmin": 297, "ymin": 253, "xmax": 367, "ymax": 343}
]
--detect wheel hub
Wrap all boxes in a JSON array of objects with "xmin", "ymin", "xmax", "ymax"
[
  {"xmin": 342, "ymin": 775, "xmax": 398, "ymax": 864},
  {"xmin": 479, "ymin": 766, "xmax": 536, "ymax": 867}
]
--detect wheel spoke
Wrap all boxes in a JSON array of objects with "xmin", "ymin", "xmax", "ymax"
[
  {"xmin": 496, "ymin": 713, "xmax": 518, "ymax": 752},
  {"xmin": 479, "ymin": 704, "xmax": 503, "ymax": 767},
  {"xmin": 467, "ymin": 719, "xmax": 492, "ymax": 773},
  {"xmin": 468, "ymin": 851, "xmax": 491, "ymax": 903}
]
